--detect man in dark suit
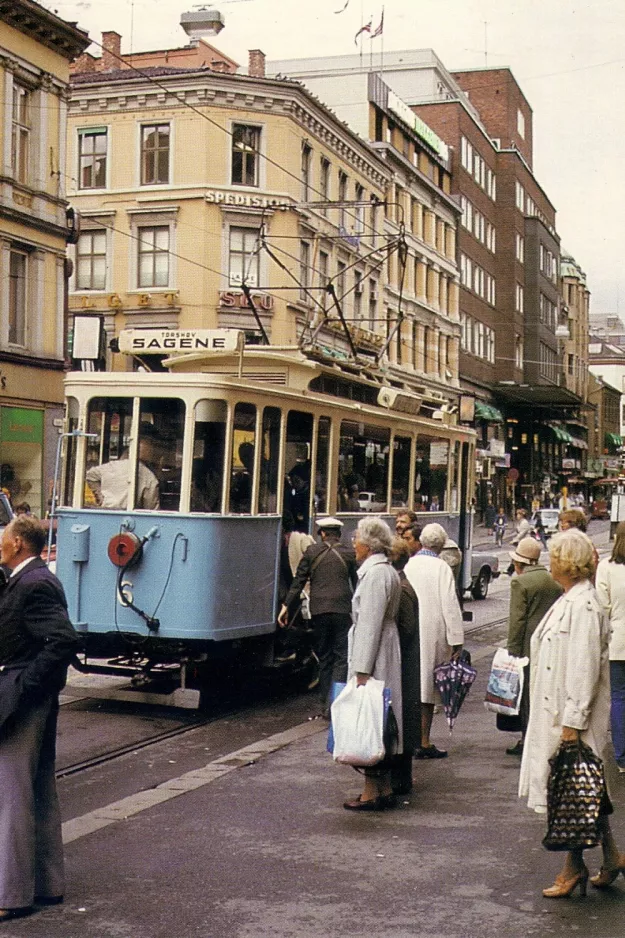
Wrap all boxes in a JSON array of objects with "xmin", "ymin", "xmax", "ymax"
[
  {"xmin": 278, "ymin": 517, "xmax": 356, "ymax": 717},
  {"xmin": 0, "ymin": 516, "xmax": 80, "ymax": 921}
]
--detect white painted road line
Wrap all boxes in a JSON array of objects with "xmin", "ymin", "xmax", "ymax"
[{"xmin": 62, "ymin": 719, "xmax": 325, "ymax": 845}]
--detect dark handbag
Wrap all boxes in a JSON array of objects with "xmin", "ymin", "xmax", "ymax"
[
  {"xmin": 543, "ymin": 740, "xmax": 613, "ymax": 852},
  {"xmin": 496, "ymin": 712, "xmax": 523, "ymax": 733}
]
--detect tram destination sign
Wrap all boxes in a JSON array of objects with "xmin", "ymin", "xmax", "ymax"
[{"xmin": 118, "ymin": 329, "xmax": 244, "ymax": 354}]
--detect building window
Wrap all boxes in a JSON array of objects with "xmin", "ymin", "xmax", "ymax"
[
  {"xmin": 369, "ymin": 279, "xmax": 378, "ymax": 329},
  {"xmin": 11, "ymin": 84, "xmax": 30, "ymax": 184},
  {"xmin": 141, "ymin": 124, "xmax": 170, "ymax": 186},
  {"xmin": 232, "ymin": 124, "xmax": 260, "ymax": 187},
  {"xmin": 229, "ymin": 227, "xmax": 259, "ymax": 287},
  {"xmin": 515, "ymin": 283, "xmax": 524, "ymax": 313},
  {"xmin": 137, "ymin": 226, "xmax": 170, "ymax": 288},
  {"xmin": 319, "ymin": 250, "xmax": 328, "ymax": 309},
  {"xmin": 78, "ymin": 129, "xmax": 107, "ymax": 189},
  {"xmin": 9, "ymin": 250, "xmax": 27, "ymax": 345},
  {"xmin": 301, "ymin": 143, "xmax": 312, "ymax": 201},
  {"xmin": 515, "ymin": 181, "xmax": 525, "ymax": 213},
  {"xmin": 320, "ymin": 157, "xmax": 330, "ymax": 214},
  {"xmin": 486, "ymin": 222, "xmax": 496, "ymax": 253},
  {"xmin": 515, "ymin": 335, "xmax": 524, "ymax": 369},
  {"xmin": 337, "ymin": 260, "xmax": 346, "ymax": 306},
  {"xmin": 517, "ymin": 109, "xmax": 525, "ymax": 139},
  {"xmin": 354, "ymin": 270, "xmax": 363, "ymax": 320},
  {"xmin": 355, "ymin": 183, "xmax": 365, "ymax": 234},
  {"xmin": 76, "ymin": 231, "xmax": 107, "ymax": 291},
  {"xmin": 338, "ymin": 171, "xmax": 348, "ymax": 229},
  {"xmin": 299, "ymin": 240, "xmax": 310, "ymax": 302},
  {"xmin": 515, "ymin": 232, "xmax": 524, "ymax": 263}
]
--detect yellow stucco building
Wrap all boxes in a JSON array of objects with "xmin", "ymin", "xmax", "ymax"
[
  {"xmin": 0, "ymin": 0, "xmax": 89, "ymax": 515},
  {"xmin": 66, "ymin": 35, "xmax": 462, "ymax": 420}
]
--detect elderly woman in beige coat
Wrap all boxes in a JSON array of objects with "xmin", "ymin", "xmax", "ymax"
[
  {"xmin": 519, "ymin": 529, "xmax": 625, "ymax": 898},
  {"xmin": 343, "ymin": 516, "xmax": 402, "ymax": 812},
  {"xmin": 405, "ymin": 522, "xmax": 464, "ymax": 759}
]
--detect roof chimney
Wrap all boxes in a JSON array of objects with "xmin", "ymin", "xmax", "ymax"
[
  {"xmin": 101, "ymin": 31, "xmax": 122, "ymax": 71},
  {"xmin": 248, "ymin": 49, "xmax": 266, "ymax": 79}
]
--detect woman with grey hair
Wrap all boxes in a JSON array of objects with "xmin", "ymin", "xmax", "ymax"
[
  {"xmin": 343, "ymin": 516, "xmax": 402, "ymax": 810},
  {"xmin": 520, "ymin": 529, "xmax": 624, "ymax": 897},
  {"xmin": 405, "ymin": 522, "xmax": 464, "ymax": 758}
]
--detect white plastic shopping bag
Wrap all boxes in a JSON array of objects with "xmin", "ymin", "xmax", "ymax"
[
  {"xmin": 330, "ymin": 676, "xmax": 386, "ymax": 766},
  {"xmin": 484, "ymin": 648, "xmax": 529, "ymax": 716}
]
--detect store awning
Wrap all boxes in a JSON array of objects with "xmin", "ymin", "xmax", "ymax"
[
  {"xmin": 605, "ymin": 432, "xmax": 623, "ymax": 448},
  {"xmin": 475, "ymin": 401, "xmax": 504, "ymax": 422},
  {"xmin": 549, "ymin": 425, "xmax": 575, "ymax": 444}
]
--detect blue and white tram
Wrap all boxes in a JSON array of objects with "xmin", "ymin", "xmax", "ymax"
[{"xmin": 55, "ymin": 331, "xmax": 475, "ymax": 694}]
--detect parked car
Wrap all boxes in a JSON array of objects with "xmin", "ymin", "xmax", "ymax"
[
  {"xmin": 357, "ymin": 491, "xmax": 387, "ymax": 512},
  {"xmin": 530, "ymin": 508, "xmax": 560, "ymax": 537},
  {"xmin": 468, "ymin": 550, "xmax": 500, "ymax": 600}
]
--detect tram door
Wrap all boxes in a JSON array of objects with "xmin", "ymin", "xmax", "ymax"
[{"xmin": 284, "ymin": 411, "xmax": 313, "ymax": 532}]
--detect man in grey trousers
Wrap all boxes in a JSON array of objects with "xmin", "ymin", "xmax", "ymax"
[{"xmin": 0, "ymin": 516, "xmax": 80, "ymax": 921}]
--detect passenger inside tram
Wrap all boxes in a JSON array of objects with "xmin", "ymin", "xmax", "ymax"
[{"xmin": 86, "ymin": 423, "xmax": 160, "ymax": 510}]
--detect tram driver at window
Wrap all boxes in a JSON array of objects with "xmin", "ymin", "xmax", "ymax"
[{"xmin": 86, "ymin": 423, "xmax": 160, "ymax": 511}]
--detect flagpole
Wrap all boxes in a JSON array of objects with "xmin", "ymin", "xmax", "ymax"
[{"xmin": 359, "ymin": 0, "xmax": 364, "ymax": 66}]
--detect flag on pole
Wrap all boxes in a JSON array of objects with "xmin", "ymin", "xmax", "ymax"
[
  {"xmin": 334, "ymin": 0, "xmax": 351, "ymax": 12},
  {"xmin": 354, "ymin": 20, "xmax": 372, "ymax": 44},
  {"xmin": 370, "ymin": 7, "xmax": 384, "ymax": 37}
]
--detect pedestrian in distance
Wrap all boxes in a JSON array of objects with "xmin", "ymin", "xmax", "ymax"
[
  {"xmin": 533, "ymin": 513, "xmax": 548, "ymax": 550},
  {"xmin": 595, "ymin": 521, "xmax": 625, "ymax": 775},
  {"xmin": 0, "ymin": 516, "xmax": 81, "ymax": 921},
  {"xmin": 278, "ymin": 517, "xmax": 356, "ymax": 718},
  {"xmin": 404, "ymin": 523, "xmax": 464, "ymax": 759},
  {"xmin": 343, "ymin": 517, "xmax": 402, "ymax": 811},
  {"xmin": 506, "ymin": 509, "xmax": 532, "ymax": 575},
  {"xmin": 484, "ymin": 499, "xmax": 496, "ymax": 535},
  {"xmin": 389, "ymin": 537, "xmax": 421, "ymax": 795},
  {"xmin": 519, "ymin": 529, "xmax": 625, "ymax": 898},
  {"xmin": 494, "ymin": 508, "xmax": 506, "ymax": 547},
  {"xmin": 505, "ymin": 538, "xmax": 562, "ymax": 756}
]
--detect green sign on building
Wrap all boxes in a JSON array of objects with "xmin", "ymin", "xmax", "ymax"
[{"xmin": 0, "ymin": 407, "xmax": 44, "ymax": 444}]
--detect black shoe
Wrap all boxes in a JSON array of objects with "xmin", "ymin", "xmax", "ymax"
[
  {"xmin": 415, "ymin": 745, "xmax": 448, "ymax": 759},
  {"xmin": 506, "ymin": 740, "xmax": 523, "ymax": 756},
  {"xmin": 34, "ymin": 896, "xmax": 63, "ymax": 906}
]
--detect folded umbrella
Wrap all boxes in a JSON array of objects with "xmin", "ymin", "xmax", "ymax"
[{"xmin": 433, "ymin": 650, "xmax": 477, "ymax": 732}]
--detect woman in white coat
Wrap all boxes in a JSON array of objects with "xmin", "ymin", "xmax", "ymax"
[
  {"xmin": 596, "ymin": 521, "xmax": 625, "ymax": 775},
  {"xmin": 405, "ymin": 523, "xmax": 464, "ymax": 759},
  {"xmin": 343, "ymin": 516, "xmax": 402, "ymax": 811},
  {"xmin": 519, "ymin": 529, "xmax": 625, "ymax": 897}
]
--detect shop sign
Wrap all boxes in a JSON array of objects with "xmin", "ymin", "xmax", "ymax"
[
  {"xmin": 562, "ymin": 458, "xmax": 579, "ymax": 470},
  {"xmin": 0, "ymin": 407, "xmax": 43, "ymax": 444},
  {"xmin": 603, "ymin": 457, "xmax": 619, "ymax": 470},
  {"xmin": 488, "ymin": 439, "xmax": 505, "ymax": 458},
  {"xmin": 0, "ymin": 369, "xmax": 7, "ymax": 391},
  {"xmin": 219, "ymin": 291, "xmax": 274, "ymax": 310},
  {"xmin": 117, "ymin": 329, "xmax": 244, "ymax": 354},
  {"xmin": 205, "ymin": 190, "xmax": 290, "ymax": 211},
  {"xmin": 387, "ymin": 90, "xmax": 450, "ymax": 160}
]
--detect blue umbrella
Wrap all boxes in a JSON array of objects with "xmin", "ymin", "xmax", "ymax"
[{"xmin": 433, "ymin": 650, "xmax": 477, "ymax": 732}]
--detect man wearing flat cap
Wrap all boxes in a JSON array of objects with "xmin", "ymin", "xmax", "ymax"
[
  {"xmin": 278, "ymin": 518, "xmax": 356, "ymax": 716},
  {"xmin": 505, "ymin": 537, "xmax": 562, "ymax": 756}
]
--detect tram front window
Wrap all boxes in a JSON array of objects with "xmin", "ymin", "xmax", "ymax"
[
  {"xmin": 83, "ymin": 397, "xmax": 185, "ymax": 511},
  {"xmin": 139, "ymin": 400, "xmax": 185, "ymax": 511},
  {"xmin": 338, "ymin": 420, "xmax": 390, "ymax": 511},
  {"xmin": 415, "ymin": 434, "xmax": 449, "ymax": 512},
  {"xmin": 191, "ymin": 399, "xmax": 227, "ymax": 513}
]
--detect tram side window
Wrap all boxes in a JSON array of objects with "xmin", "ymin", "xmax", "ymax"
[
  {"xmin": 138, "ymin": 400, "xmax": 185, "ymax": 511},
  {"xmin": 84, "ymin": 397, "xmax": 134, "ymax": 509},
  {"xmin": 284, "ymin": 411, "xmax": 313, "ymax": 531},
  {"xmin": 415, "ymin": 434, "xmax": 449, "ymax": 512},
  {"xmin": 229, "ymin": 403, "xmax": 257, "ymax": 513},
  {"xmin": 258, "ymin": 407, "xmax": 281, "ymax": 514},
  {"xmin": 338, "ymin": 420, "xmax": 390, "ymax": 511},
  {"xmin": 191, "ymin": 399, "xmax": 227, "ymax": 513},
  {"xmin": 449, "ymin": 441, "xmax": 460, "ymax": 513},
  {"xmin": 315, "ymin": 417, "xmax": 331, "ymax": 514},
  {"xmin": 391, "ymin": 436, "xmax": 412, "ymax": 508}
]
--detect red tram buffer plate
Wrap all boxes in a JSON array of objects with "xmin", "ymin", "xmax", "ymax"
[{"xmin": 107, "ymin": 532, "xmax": 143, "ymax": 568}]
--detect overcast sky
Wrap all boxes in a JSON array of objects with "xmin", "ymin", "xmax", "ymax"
[{"xmin": 48, "ymin": 0, "xmax": 625, "ymax": 316}]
